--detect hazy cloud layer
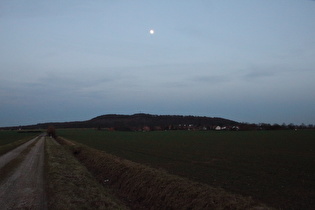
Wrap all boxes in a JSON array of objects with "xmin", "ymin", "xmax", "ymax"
[{"xmin": 1, "ymin": 0, "xmax": 315, "ymax": 126}]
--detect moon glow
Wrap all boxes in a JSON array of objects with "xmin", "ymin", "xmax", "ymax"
[{"xmin": 149, "ymin": 29, "xmax": 155, "ymax": 34}]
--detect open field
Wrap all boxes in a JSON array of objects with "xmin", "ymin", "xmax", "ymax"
[
  {"xmin": 0, "ymin": 131, "xmax": 38, "ymax": 146},
  {"xmin": 0, "ymin": 131, "xmax": 39, "ymax": 156},
  {"xmin": 58, "ymin": 129, "xmax": 315, "ymax": 210},
  {"xmin": 57, "ymin": 136, "xmax": 269, "ymax": 209}
]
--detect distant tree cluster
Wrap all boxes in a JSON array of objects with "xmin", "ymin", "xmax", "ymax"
[
  {"xmin": 96, "ymin": 123, "xmax": 314, "ymax": 132},
  {"xmin": 239, "ymin": 123, "xmax": 314, "ymax": 131},
  {"xmin": 47, "ymin": 125, "xmax": 57, "ymax": 138}
]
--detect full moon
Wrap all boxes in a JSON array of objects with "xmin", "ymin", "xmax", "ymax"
[{"xmin": 149, "ymin": 29, "xmax": 154, "ymax": 34}]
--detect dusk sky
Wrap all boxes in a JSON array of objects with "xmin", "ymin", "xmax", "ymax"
[{"xmin": 1, "ymin": 0, "xmax": 315, "ymax": 127}]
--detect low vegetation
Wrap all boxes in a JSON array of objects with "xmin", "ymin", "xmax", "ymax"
[
  {"xmin": 58, "ymin": 129, "xmax": 315, "ymax": 209},
  {"xmin": 0, "ymin": 130, "xmax": 38, "ymax": 146},
  {"xmin": 46, "ymin": 126, "xmax": 57, "ymax": 138},
  {"xmin": 45, "ymin": 137, "xmax": 127, "ymax": 210},
  {"xmin": 0, "ymin": 131, "xmax": 38, "ymax": 156},
  {"xmin": 56, "ymin": 137, "xmax": 270, "ymax": 210}
]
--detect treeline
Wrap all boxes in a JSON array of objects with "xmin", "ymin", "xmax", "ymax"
[
  {"xmin": 94, "ymin": 121, "xmax": 315, "ymax": 132},
  {"xmin": 239, "ymin": 122, "xmax": 314, "ymax": 131}
]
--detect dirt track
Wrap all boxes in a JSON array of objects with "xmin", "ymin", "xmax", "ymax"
[{"xmin": 0, "ymin": 135, "xmax": 47, "ymax": 210}]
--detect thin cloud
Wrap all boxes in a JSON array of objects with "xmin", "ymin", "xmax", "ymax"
[
  {"xmin": 192, "ymin": 75, "xmax": 230, "ymax": 84},
  {"xmin": 244, "ymin": 71, "xmax": 274, "ymax": 80}
]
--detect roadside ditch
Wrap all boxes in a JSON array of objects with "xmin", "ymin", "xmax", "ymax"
[{"xmin": 45, "ymin": 137, "xmax": 128, "ymax": 209}]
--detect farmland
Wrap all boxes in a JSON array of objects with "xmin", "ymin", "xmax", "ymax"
[
  {"xmin": 0, "ymin": 130, "xmax": 39, "ymax": 146},
  {"xmin": 0, "ymin": 131, "xmax": 40, "ymax": 156},
  {"xmin": 58, "ymin": 129, "xmax": 315, "ymax": 210}
]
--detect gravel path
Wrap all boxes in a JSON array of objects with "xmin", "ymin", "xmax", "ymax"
[{"xmin": 0, "ymin": 135, "xmax": 47, "ymax": 210}]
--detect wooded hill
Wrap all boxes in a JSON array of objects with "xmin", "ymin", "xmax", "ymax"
[{"xmin": 10, "ymin": 114, "xmax": 239, "ymax": 131}]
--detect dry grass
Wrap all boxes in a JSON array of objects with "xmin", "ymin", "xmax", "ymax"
[
  {"xmin": 45, "ymin": 137, "xmax": 128, "ymax": 210},
  {"xmin": 57, "ymin": 137, "xmax": 272, "ymax": 210}
]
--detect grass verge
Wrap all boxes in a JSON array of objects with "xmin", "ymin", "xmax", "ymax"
[
  {"xmin": 45, "ymin": 137, "xmax": 128, "ymax": 210},
  {"xmin": 0, "ymin": 138, "xmax": 39, "ymax": 184},
  {"xmin": 57, "ymin": 137, "xmax": 272, "ymax": 210}
]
